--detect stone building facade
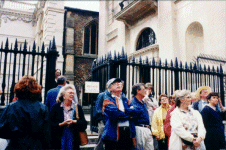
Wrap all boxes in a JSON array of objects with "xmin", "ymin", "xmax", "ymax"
[
  {"xmin": 99, "ymin": 1, "xmax": 226, "ymax": 68},
  {"xmin": 64, "ymin": 7, "xmax": 98, "ymax": 106}
]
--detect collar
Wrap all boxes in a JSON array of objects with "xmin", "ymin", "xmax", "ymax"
[
  {"xmin": 206, "ymin": 104, "xmax": 216, "ymax": 111},
  {"xmin": 134, "ymin": 96, "xmax": 144, "ymax": 105},
  {"xmin": 111, "ymin": 94, "xmax": 121, "ymax": 99},
  {"xmin": 201, "ymin": 99, "xmax": 208, "ymax": 103},
  {"xmin": 178, "ymin": 105, "xmax": 192, "ymax": 113},
  {"xmin": 60, "ymin": 101, "xmax": 75, "ymax": 108}
]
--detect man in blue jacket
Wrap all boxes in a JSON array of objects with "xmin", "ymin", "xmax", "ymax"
[
  {"xmin": 131, "ymin": 83, "xmax": 154, "ymax": 150},
  {"xmin": 102, "ymin": 78, "xmax": 140, "ymax": 150},
  {"xmin": 45, "ymin": 76, "xmax": 66, "ymax": 112}
]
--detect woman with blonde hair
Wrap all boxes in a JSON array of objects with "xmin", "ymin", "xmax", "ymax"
[
  {"xmin": 50, "ymin": 84, "xmax": 87, "ymax": 150},
  {"xmin": 169, "ymin": 90, "xmax": 206, "ymax": 150}
]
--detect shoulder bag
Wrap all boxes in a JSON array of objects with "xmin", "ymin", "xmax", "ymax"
[{"xmin": 75, "ymin": 104, "xmax": 88, "ymax": 146}]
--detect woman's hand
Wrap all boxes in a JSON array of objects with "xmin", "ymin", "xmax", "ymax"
[
  {"xmin": 193, "ymin": 137, "xmax": 202, "ymax": 147},
  {"xmin": 59, "ymin": 119, "xmax": 73, "ymax": 127}
]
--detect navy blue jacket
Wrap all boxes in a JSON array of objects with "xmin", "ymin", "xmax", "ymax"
[
  {"xmin": 45, "ymin": 86, "xmax": 63, "ymax": 112},
  {"xmin": 0, "ymin": 99, "xmax": 50, "ymax": 149},
  {"xmin": 130, "ymin": 97, "xmax": 150, "ymax": 126}
]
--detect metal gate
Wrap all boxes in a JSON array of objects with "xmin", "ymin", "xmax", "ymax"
[{"xmin": 0, "ymin": 37, "xmax": 59, "ymax": 106}]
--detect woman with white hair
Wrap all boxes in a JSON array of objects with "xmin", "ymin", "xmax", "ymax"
[
  {"xmin": 49, "ymin": 84, "xmax": 87, "ymax": 150},
  {"xmin": 169, "ymin": 90, "xmax": 206, "ymax": 150}
]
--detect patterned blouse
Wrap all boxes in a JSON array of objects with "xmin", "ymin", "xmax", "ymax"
[{"xmin": 60, "ymin": 102, "xmax": 75, "ymax": 121}]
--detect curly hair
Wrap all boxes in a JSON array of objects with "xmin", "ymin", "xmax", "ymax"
[{"xmin": 14, "ymin": 75, "xmax": 42, "ymax": 101}]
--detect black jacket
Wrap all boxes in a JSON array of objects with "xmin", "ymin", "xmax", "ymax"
[
  {"xmin": 49, "ymin": 103, "xmax": 87, "ymax": 149},
  {"xmin": 0, "ymin": 99, "xmax": 50, "ymax": 149}
]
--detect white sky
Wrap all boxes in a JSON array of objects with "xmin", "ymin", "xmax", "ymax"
[{"xmin": 21, "ymin": 1, "xmax": 99, "ymax": 12}]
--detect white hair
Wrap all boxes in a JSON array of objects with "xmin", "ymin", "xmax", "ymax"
[
  {"xmin": 56, "ymin": 84, "xmax": 78, "ymax": 103},
  {"xmin": 175, "ymin": 89, "xmax": 191, "ymax": 106}
]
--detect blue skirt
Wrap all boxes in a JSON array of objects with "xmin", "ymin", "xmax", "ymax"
[{"xmin": 61, "ymin": 127, "xmax": 73, "ymax": 150}]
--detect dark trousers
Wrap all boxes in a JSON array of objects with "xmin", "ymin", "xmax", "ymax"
[
  {"xmin": 104, "ymin": 127, "xmax": 133, "ymax": 150},
  {"xmin": 158, "ymin": 136, "xmax": 168, "ymax": 150}
]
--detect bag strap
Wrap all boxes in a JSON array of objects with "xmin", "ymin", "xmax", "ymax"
[{"xmin": 75, "ymin": 104, "xmax": 80, "ymax": 120}]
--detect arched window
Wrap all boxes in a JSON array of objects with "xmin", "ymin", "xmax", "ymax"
[
  {"xmin": 84, "ymin": 21, "xmax": 98, "ymax": 55},
  {"xmin": 136, "ymin": 28, "xmax": 156, "ymax": 50},
  {"xmin": 185, "ymin": 22, "xmax": 203, "ymax": 62}
]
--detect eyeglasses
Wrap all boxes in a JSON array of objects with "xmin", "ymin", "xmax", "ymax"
[{"xmin": 112, "ymin": 82, "xmax": 123, "ymax": 86}]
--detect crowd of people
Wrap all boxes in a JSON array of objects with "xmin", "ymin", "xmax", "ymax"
[
  {"xmin": 0, "ymin": 70, "xmax": 86, "ymax": 150},
  {"xmin": 94, "ymin": 78, "xmax": 226, "ymax": 150},
  {"xmin": 0, "ymin": 69, "xmax": 225, "ymax": 150}
]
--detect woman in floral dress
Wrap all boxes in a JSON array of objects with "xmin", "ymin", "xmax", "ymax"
[{"xmin": 169, "ymin": 90, "xmax": 206, "ymax": 150}]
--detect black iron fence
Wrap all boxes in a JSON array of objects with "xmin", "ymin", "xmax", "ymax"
[
  {"xmin": 90, "ymin": 48, "xmax": 226, "ymax": 132},
  {"xmin": 0, "ymin": 37, "xmax": 59, "ymax": 106}
]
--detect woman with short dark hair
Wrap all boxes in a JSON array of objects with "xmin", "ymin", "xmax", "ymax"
[
  {"xmin": 50, "ymin": 84, "xmax": 87, "ymax": 150},
  {"xmin": 0, "ymin": 75, "xmax": 50, "ymax": 149},
  {"xmin": 169, "ymin": 90, "xmax": 206, "ymax": 150},
  {"xmin": 201, "ymin": 92, "xmax": 225, "ymax": 150}
]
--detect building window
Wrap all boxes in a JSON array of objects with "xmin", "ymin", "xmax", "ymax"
[
  {"xmin": 84, "ymin": 21, "xmax": 98, "ymax": 55},
  {"xmin": 136, "ymin": 28, "xmax": 156, "ymax": 50}
]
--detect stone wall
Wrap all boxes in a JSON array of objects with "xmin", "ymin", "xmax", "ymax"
[{"xmin": 64, "ymin": 7, "xmax": 98, "ymax": 104}]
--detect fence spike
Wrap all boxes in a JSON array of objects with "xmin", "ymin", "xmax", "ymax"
[
  {"xmin": 190, "ymin": 62, "xmax": 193, "ymax": 69},
  {"xmin": 32, "ymin": 41, "xmax": 36, "ymax": 53},
  {"xmin": 104, "ymin": 54, "xmax": 107, "ymax": 61},
  {"xmin": 41, "ymin": 42, "xmax": 45, "ymax": 53},
  {"xmin": 14, "ymin": 39, "xmax": 18, "ymax": 51},
  {"xmin": 125, "ymin": 52, "xmax": 128, "ymax": 60},
  {"xmin": 193, "ymin": 63, "xmax": 197, "ymax": 70},
  {"xmin": 51, "ymin": 36, "xmax": 56, "ymax": 51},
  {"xmin": 152, "ymin": 57, "xmax": 156, "ymax": 66},
  {"xmin": 170, "ymin": 59, "xmax": 173, "ymax": 67},
  {"xmin": 212, "ymin": 66, "xmax": 215, "ymax": 72},
  {"xmin": 132, "ymin": 54, "xmax": 135, "ymax": 63},
  {"xmin": 114, "ymin": 50, "xmax": 117, "ymax": 60},
  {"xmin": 146, "ymin": 56, "xmax": 149, "ymax": 65},
  {"xmin": 185, "ymin": 62, "xmax": 188, "ymax": 69},
  {"xmin": 217, "ymin": 66, "xmax": 219, "ymax": 73},
  {"xmin": 118, "ymin": 51, "xmax": 120, "ymax": 60},
  {"xmin": 23, "ymin": 39, "xmax": 27, "ymax": 52},
  {"xmin": 220, "ymin": 64, "xmax": 223, "ymax": 73},
  {"xmin": 102, "ymin": 56, "xmax": 104, "ymax": 64},
  {"xmin": 121, "ymin": 47, "xmax": 125, "ymax": 58},
  {"xmin": 208, "ymin": 65, "xmax": 210, "ymax": 72},
  {"xmin": 5, "ymin": 38, "xmax": 9, "ymax": 50},
  {"xmin": 165, "ymin": 59, "xmax": 168, "ymax": 67},
  {"xmin": 139, "ymin": 55, "xmax": 142, "ymax": 64},
  {"xmin": 159, "ymin": 58, "xmax": 162, "ymax": 66},
  {"xmin": 199, "ymin": 64, "xmax": 202, "ymax": 71},
  {"xmin": 204, "ymin": 64, "xmax": 206, "ymax": 72},
  {"xmin": 180, "ymin": 61, "xmax": 182, "ymax": 68},
  {"xmin": 175, "ymin": 57, "xmax": 178, "ymax": 68}
]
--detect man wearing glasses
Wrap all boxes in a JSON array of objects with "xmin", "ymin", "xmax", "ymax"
[{"xmin": 101, "ymin": 78, "xmax": 138, "ymax": 150}]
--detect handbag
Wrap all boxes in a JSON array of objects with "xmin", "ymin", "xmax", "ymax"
[
  {"xmin": 74, "ymin": 104, "xmax": 88, "ymax": 146},
  {"xmin": 181, "ymin": 133, "xmax": 198, "ymax": 146}
]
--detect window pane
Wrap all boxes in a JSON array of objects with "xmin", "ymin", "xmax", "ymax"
[
  {"xmin": 136, "ymin": 28, "xmax": 156, "ymax": 50},
  {"xmin": 84, "ymin": 27, "xmax": 90, "ymax": 53},
  {"xmin": 91, "ymin": 23, "xmax": 97, "ymax": 54}
]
